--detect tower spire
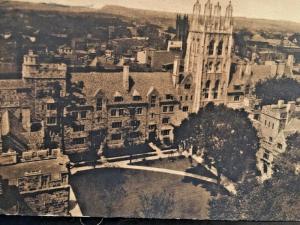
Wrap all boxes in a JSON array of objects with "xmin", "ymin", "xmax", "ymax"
[
  {"xmin": 225, "ymin": 0, "xmax": 233, "ymax": 28},
  {"xmin": 191, "ymin": 0, "xmax": 201, "ymax": 31}
]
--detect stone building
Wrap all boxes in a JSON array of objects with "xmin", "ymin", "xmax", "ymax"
[
  {"xmin": 0, "ymin": 108, "xmax": 70, "ymax": 215},
  {"xmin": 67, "ymin": 63, "xmax": 189, "ymax": 152},
  {"xmin": 0, "ymin": 51, "xmax": 70, "ymax": 215},
  {"xmin": 175, "ymin": 14, "xmax": 189, "ymax": 56},
  {"xmin": 22, "ymin": 50, "xmax": 68, "ymax": 149},
  {"xmin": 257, "ymin": 100, "xmax": 300, "ymax": 181},
  {"xmin": 184, "ymin": 0, "xmax": 234, "ymax": 112},
  {"xmin": 227, "ymin": 56, "xmax": 294, "ymax": 109}
]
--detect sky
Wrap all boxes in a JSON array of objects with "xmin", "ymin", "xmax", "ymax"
[{"xmin": 12, "ymin": 0, "xmax": 300, "ymax": 23}]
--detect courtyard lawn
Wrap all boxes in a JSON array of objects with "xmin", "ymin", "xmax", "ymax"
[{"xmin": 70, "ymin": 168, "xmax": 211, "ymax": 219}]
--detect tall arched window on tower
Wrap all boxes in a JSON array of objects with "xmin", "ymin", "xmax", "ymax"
[
  {"xmin": 214, "ymin": 80, "xmax": 220, "ymax": 90},
  {"xmin": 204, "ymin": 80, "xmax": 211, "ymax": 99},
  {"xmin": 205, "ymin": 80, "xmax": 211, "ymax": 89},
  {"xmin": 217, "ymin": 40, "xmax": 223, "ymax": 55},
  {"xmin": 213, "ymin": 80, "xmax": 220, "ymax": 99},
  {"xmin": 208, "ymin": 39, "xmax": 215, "ymax": 55},
  {"xmin": 208, "ymin": 61, "xmax": 213, "ymax": 72},
  {"xmin": 215, "ymin": 61, "xmax": 221, "ymax": 72}
]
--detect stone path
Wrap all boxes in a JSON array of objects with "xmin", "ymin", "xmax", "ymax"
[
  {"xmin": 69, "ymin": 186, "xmax": 83, "ymax": 217},
  {"xmin": 192, "ymin": 155, "xmax": 237, "ymax": 195},
  {"xmin": 70, "ymin": 144, "xmax": 236, "ymax": 196}
]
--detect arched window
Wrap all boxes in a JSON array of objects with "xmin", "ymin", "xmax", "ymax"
[
  {"xmin": 215, "ymin": 61, "xmax": 221, "ymax": 72},
  {"xmin": 217, "ymin": 40, "xmax": 223, "ymax": 55},
  {"xmin": 208, "ymin": 62, "xmax": 213, "ymax": 72},
  {"xmin": 215, "ymin": 80, "xmax": 220, "ymax": 90},
  {"xmin": 205, "ymin": 80, "xmax": 211, "ymax": 89},
  {"xmin": 208, "ymin": 40, "xmax": 215, "ymax": 55}
]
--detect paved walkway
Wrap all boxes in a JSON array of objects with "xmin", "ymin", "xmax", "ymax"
[
  {"xmin": 70, "ymin": 144, "xmax": 236, "ymax": 194},
  {"xmin": 69, "ymin": 186, "xmax": 83, "ymax": 217},
  {"xmin": 148, "ymin": 142, "xmax": 163, "ymax": 155},
  {"xmin": 192, "ymin": 155, "xmax": 237, "ymax": 195},
  {"xmin": 103, "ymin": 161, "xmax": 217, "ymax": 184}
]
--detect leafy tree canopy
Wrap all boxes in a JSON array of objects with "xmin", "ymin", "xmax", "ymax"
[
  {"xmin": 209, "ymin": 133, "xmax": 300, "ymax": 221},
  {"xmin": 174, "ymin": 103, "xmax": 259, "ymax": 182},
  {"xmin": 255, "ymin": 77, "xmax": 300, "ymax": 105}
]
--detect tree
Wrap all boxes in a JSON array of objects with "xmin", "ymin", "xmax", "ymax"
[
  {"xmin": 138, "ymin": 189, "xmax": 175, "ymax": 218},
  {"xmin": 175, "ymin": 103, "xmax": 259, "ymax": 183},
  {"xmin": 209, "ymin": 133, "xmax": 300, "ymax": 221},
  {"xmin": 255, "ymin": 77, "xmax": 300, "ymax": 105}
]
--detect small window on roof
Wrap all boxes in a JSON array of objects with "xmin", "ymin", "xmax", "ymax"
[
  {"xmin": 114, "ymin": 96, "xmax": 123, "ymax": 102},
  {"xmin": 114, "ymin": 91, "xmax": 123, "ymax": 102},
  {"xmin": 133, "ymin": 96, "xmax": 142, "ymax": 101},
  {"xmin": 166, "ymin": 94, "xmax": 173, "ymax": 100},
  {"xmin": 133, "ymin": 90, "xmax": 142, "ymax": 101},
  {"xmin": 184, "ymin": 84, "xmax": 191, "ymax": 89}
]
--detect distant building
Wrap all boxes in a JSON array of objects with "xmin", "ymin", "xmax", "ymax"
[
  {"xmin": 167, "ymin": 40, "xmax": 183, "ymax": 52},
  {"xmin": 227, "ymin": 57, "xmax": 294, "ymax": 109},
  {"xmin": 149, "ymin": 50, "xmax": 180, "ymax": 71},
  {"xmin": 136, "ymin": 48, "xmax": 155, "ymax": 65},
  {"xmin": 175, "ymin": 14, "xmax": 189, "ymax": 56},
  {"xmin": 58, "ymin": 45, "xmax": 73, "ymax": 55}
]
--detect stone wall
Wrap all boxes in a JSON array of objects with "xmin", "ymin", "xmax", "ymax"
[{"xmin": 22, "ymin": 186, "xmax": 69, "ymax": 216}]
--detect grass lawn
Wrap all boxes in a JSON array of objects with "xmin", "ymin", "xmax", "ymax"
[{"xmin": 70, "ymin": 168, "xmax": 211, "ymax": 219}]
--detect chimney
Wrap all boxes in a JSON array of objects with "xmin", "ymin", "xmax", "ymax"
[
  {"xmin": 287, "ymin": 101, "xmax": 296, "ymax": 123},
  {"xmin": 278, "ymin": 100, "xmax": 285, "ymax": 108},
  {"xmin": 1, "ymin": 110, "xmax": 10, "ymax": 136},
  {"xmin": 123, "ymin": 65, "xmax": 130, "ymax": 92},
  {"xmin": 245, "ymin": 63, "xmax": 252, "ymax": 76},
  {"xmin": 287, "ymin": 55, "xmax": 294, "ymax": 74},
  {"xmin": 172, "ymin": 56, "xmax": 181, "ymax": 86},
  {"xmin": 21, "ymin": 108, "xmax": 31, "ymax": 132}
]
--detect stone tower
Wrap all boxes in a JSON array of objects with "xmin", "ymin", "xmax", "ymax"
[
  {"xmin": 22, "ymin": 50, "xmax": 39, "ymax": 78},
  {"xmin": 176, "ymin": 14, "xmax": 189, "ymax": 56},
  {"xmin": 184, "ymin": 0, "xmax": 234, "ymax": 113}
]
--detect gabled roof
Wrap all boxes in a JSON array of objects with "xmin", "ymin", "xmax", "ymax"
[
  {"xmin": 132, "ymin": 89, "xmax": 140, "ymax": 97},
  {"xmin": 71, "ymin": 72, "xmax": 177, "ymax": 103}
]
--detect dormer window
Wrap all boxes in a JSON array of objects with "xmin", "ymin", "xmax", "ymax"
[
  {"xmin": 150, "ymin": 95, "xmax": 157, "ymax": 107},
  {"xmin": 114, "ymin": 96, "xmax": 123, "ymax": 102},
  {"xmin": 132, "ymin": 89, "xmax": 142, "ymax": 101},
  {"xmin": 166, "ymin": 94, "xmax": 174, "ymax": 100},
  {"xmin": 96, "ymin": 98, "xmax": 103, "ymax": 111},
  {"xmin": 133, "ymin": 96, "xmax": 142, "ymax": 101},
  {"xmin": 234, "ymin": 85, "xmax": 241, "ymax": 90},
  {"xmin": 184, "ymin": 84, "xmax": 191, "ymax": 89},
  {"xmin": 47, "ymin": 103, "xmax": 56, "ymax": 110},
  {"xmin": 114, "ymin": 91, "xmax": 123, "ymax": 102}
]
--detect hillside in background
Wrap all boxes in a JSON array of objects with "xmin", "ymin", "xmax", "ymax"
[
  {"xmin": 1, "ymin": 1, "xmax": 300, "ymax": 33},
  {"xmin": 100, "ymin": 5, "xmax": 300, "ymax": 33}
]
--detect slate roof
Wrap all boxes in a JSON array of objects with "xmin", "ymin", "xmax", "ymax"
[
  {"xmin": 228, "ymin": 62, "xmax": 293, "ymax": 93},
  {"xmin": 71, "ymin": 72, "xmax": 177, "ymax": 103}
]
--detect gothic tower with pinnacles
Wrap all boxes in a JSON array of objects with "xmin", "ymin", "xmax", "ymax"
[{"xmin": 184, "ymin": 0, "xmax": 234, "ymax": 112}]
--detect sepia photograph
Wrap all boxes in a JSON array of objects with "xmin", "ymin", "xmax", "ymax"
[{"xmin": 0, "ymin": 0, "xmax": 299, "ymax": 221}]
